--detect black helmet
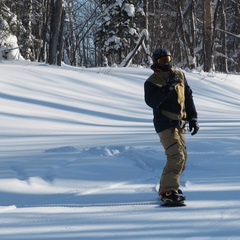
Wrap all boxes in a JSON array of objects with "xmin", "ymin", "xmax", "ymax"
[{"xmin": 152, "ymin": 48, "xmax": 171, "ymax": 64}]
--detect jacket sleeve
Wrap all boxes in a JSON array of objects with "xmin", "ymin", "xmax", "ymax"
[
  {"xmin": 144, "ymin": 80, "xmax": 168, "ymax": 109},
  {"xmin": 184, "ymin": 77, "xmax": 198, "ymax": 120}
]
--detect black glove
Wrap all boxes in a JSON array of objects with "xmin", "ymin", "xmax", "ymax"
[
  {"xmin": 161, "ymin": 73, "xmax": 181, "ymax": 94},
  {"xmin": 189, "ymin": 118, "xmax": 199, "ymax": 135}
]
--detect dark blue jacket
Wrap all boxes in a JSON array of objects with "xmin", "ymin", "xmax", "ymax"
[{"xmin": 144, "ymin": 69, "xmax": 197, "ymax": 133}]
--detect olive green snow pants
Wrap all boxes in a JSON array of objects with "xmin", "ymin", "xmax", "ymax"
[{"xmin": 157, "ymin": 126, "xmax": 187, "ymax": 194}]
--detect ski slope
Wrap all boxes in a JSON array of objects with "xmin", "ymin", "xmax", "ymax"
[{"xmin": 0, "ymin": 61, "xmax": 240, "ymax": 239}]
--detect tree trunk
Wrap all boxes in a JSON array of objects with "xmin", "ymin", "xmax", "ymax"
[
  {"xmin": 189, "ymin": 0, "xmax": 197, "ymax": 68},
  {"xmin": 220, "ymin": 0, "xmax": 227, "ymax": 72},
  {"xmin": 67, "ymin": 0, "xmax": 78, "ymax": 66},
  {"xmin": 39, "ymin": 0, "xmax": 49, "ymax": 62},
  {"xmin": 145, "ymin": 0, "xmax": 149, "ymax": 30},
  {"xmin": 49, "ymin": 0, "xmax": 62, "ymax": 65},
  {"xmin": 177, "ymin": 1, "xmax": 190, "ymax": 67},
  {"xmin": 203, "ymin": 0, "xmax": 213, "ymax": 72},
  {"xmin": 57, "ymin": 8, "xmax": 65, "ymax": 66},
  {"xmin": 22, "ymin": 0, "xmax": 33, "ymax": 60},
  {"xmin": 235, "ymin": 1, "xmax": 240, "ymax": 72}
]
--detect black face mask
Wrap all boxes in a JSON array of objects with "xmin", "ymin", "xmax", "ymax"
[
  {"xmin": 158, "ymin": 64, "xmax": 171, "ymax": 72},
  {"xmin": 151, "ymin": 63, "xmax": 172, "ymax": 72}
]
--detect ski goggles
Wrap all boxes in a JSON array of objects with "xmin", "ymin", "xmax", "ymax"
[{"xmin": 157, "ymin": 56, "xmax": 171, "ymax": 65}]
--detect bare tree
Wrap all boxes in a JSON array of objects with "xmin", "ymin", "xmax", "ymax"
[
  {"xmin": 38, "ymin": 0, "xmax": 50, "ymax": 62},
  {"xmin": 215, "ymin": 0, "xmax": 228, "ymax": 72},
  {"xmin": 48, "ymin": 0, "xmax": 63, "ymax": 65},
  {"xmin": 203, "ymin": 0, "xmax": 213, "ymax": 72},
  {"xmin": 189, "ymin": 0, "xmax": 197, "ymax": 69},
  {"xmin": 21, "ymin": 0, "xmax": 33, "ymax": 60}
]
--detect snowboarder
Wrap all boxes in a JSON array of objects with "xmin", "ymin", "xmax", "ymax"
[{"xmin": 144, "ymin": 47, "xmax": 199, "ymax": 206}]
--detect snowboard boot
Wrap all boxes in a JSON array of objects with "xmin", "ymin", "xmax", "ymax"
[
  {"xmin": 177, "ymin": 189, "xmax": 186, "ymax": 201},
  {"xmin": 160, "ymin": 189, "xmax": 185, "ymax": 203}
]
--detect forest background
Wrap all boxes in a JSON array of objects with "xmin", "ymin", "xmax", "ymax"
[{"xmin": 0, "ymin": 0, "xmax": 240, "ymax": 72}]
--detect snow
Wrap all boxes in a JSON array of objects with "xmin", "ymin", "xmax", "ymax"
[
  {"xmin": 129, "ymin": 27, "xmax": 137, "ymax": 36},
  {"xmin": 123, "ymin": 3, "xmax": 135, "ymax": 17},
  {"xmin": 1, "ymin": 60, "xmax": 240, "ymax": 239},
  {"xmin": 0, "ymin": 35, "xmax": 24, "ymax": 60}
]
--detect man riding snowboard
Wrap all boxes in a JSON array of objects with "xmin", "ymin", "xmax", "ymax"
[{"xmin": 144, "ymin": 47, "xmax": 199, "ymax": 205}]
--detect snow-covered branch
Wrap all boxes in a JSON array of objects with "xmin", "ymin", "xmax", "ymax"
[
  {"xmin": 119, "ymin": 29, "xmax": 150, "ymax": 67},
  {"xmin": 216, "ymin": 28, "xmax": 240, "ymax": 39}
]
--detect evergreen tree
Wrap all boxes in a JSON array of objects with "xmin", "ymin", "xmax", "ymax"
[{"xmin": 96, "ymin": 0, "xmax": 143, "ymax": 65}]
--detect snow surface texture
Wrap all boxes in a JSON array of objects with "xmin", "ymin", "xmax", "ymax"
[{"xmin": 1, "ymin": 61, "xmax": 240, "ymax": 239}]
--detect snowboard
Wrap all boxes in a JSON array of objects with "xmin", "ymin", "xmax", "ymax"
[{"xmin": 161, "ymin": 201, "xmax": 186, "ymax": 207}]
